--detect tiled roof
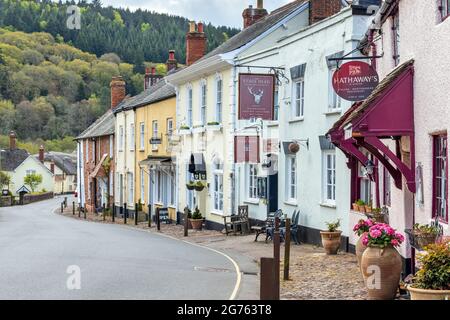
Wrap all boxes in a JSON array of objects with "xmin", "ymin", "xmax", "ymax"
[
  {"xmin": 0, "ymin": 148, "xmax": 29, "ymax": 171},
  {"xmin": 34, "ymin": 152, "xmax": 77, "ymax": 175},
  {"xmin": 75, "ymin": 109, "xmax": 115, "ymax": 140},
  {"xmin": 199, "ymin": 0, "xmax": 308, "ymax": 61},
  {"xmin": 113, "ymin": 79, "xmax": 176, "ymax": 113}
]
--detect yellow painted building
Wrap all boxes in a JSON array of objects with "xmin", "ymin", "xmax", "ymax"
[{"xmin": 134, "ymin": 80, "xmax": 178, "ymax": 221}]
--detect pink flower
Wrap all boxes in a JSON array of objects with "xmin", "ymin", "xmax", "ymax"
[
  {"xmin": 384, "ymin": 226, "xmax": 395, "ymax": 236},
  {"xmin": 362, "ymin": 235, "xmax": 369, "ymax": 246},
  {"xmin": 391, "ymin": 239, "xmax": 399, "ymax": 247},
  {"xmin": 395, "ymin": 232, "xmax": 405, "ymax": 243},
  {"xmin": 370, "ymin": 229, "xmax": 382, "ymax": 238}
]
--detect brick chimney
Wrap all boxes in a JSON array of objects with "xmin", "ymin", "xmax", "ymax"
[
  {"xmin": 9, "ymin": 131, "xmax": 16, "ymax": 150},
  {"xmin": 166, "ymin": 50, "xmax": 178, "ymax": 73},
  {"xmin": 309, "ymin": 0, "xmax": 342, "ymax": 25},
  {"xmin": 144, "ymin": 67, "xmax": 163, "ymax": 90},
  {"xmin": 110, "ymin": 76, "xmax": 126, "ymax": 109},
  {"xmin": 39, "ymin": 145, "xmax": 44, "ymax": 163},
  {"xmin": 186, "ymin": 21, "xmax": 207, "ymax": 66},
  {"xmin": 242, "ymin": 0, "xmax": 268, "ymax": 29}
]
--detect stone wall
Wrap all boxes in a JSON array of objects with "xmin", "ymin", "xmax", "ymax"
[
  {"xmin": 0, "ymin": 196, "xmax": 13, "ymax": 207},
  {"xmin": 22, "ymin": 192, "xmax": 54, "ymax": 205}
]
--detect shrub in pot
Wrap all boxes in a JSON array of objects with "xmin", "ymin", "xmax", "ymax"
[
  {"xmin": 186, "ymin": 181, "xmax": 195, "ymax": 191},
  {"xmin": 189, "ymin": 207, "xmax": 203, "ymax": 230},
  {"xmin": 360, "ymin": 223, "xmax": 404, "ymax": 300},
  {"xmin": 407, "ymin": 240, "xmax": 450, "ymax": 300},
  {"xmin": 352, "ymin": 202, "xmax": 360, "ymax": 211},
  {"xmin": 365, "ymin": 202, "xmax": 373, "ymax": 213},
  {"xmin": 412, "ymin": 223, "xmax": 440, "ymax": 249},
  {"xmin": 353, "ymin": 219, "xmax": 376, "ymax": 267},
  {"xmin": 320, "ymin": 220, "xmax": 342, "ymax": 255},
  {"xmin": 356, "ymin": 199, "xmax": 366, "ymax": 213}
]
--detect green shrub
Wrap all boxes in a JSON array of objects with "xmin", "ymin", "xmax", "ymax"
[
  {"xmin": 412, "ymin": 241, "xmax": 450, "ymax": 290},
  {"xmin": 325, "ymin": 219, "xmax": 341, "ymax": 232}
]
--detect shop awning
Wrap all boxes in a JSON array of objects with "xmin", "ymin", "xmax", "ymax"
[
  {"xmin": 328, "ymin": 59, "xmax": 416, "ymax": 193},
  {"xmin": 139, "ymin": 156, "xmax": 172, "ymax": 168},
  {"xmin": 89, "ymin": 154, "xmax": 109, "ymax": 179}
]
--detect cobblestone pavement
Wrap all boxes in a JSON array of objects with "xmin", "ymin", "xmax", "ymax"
[{"xmin": 57, "ymin": 205, "xmax": 367, "ymax": 300}]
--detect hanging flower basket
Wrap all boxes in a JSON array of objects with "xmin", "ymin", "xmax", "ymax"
[
  {"xmin": 194, "ymin": 181, "xmax": 205, "ymax": 192},
  {"xmin": 186, "ymin": 182, "xmax": 195, "ymax": 191},
  {"xmin": 288, "ymin": 142, "xmax": 300, "ymax": 154}
]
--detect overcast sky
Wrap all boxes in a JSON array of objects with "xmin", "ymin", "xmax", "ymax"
[{"xmin": 100, "ymin": 0, "xmax": 292, "ymax": 28}]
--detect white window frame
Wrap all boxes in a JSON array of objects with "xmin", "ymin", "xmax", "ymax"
[
  {"xmin": 286, "ymin": 155, "xmax": 297, "ymax": 202},
  {"xmin": 292, "ymin": 79, "xmax": 305, "ymax": 118},
  {"xmin": 169, "ymin": 167, "xmax": 176, "ymax": 206},
  {"xmin": 187, "ymin": 86, "xmax": 193, "ymax": 127},
  {"xmin": 127, "ymin": 172, "xmax": 134, "ymax": 206},
  {"xmin": 322, "ymin": 150, "xmax": 336, "ymax": 205},
  {"xmin": 328, "ymin": 67, "xmax": 341, "ymax": 111},
  {"xmin": 247, "ymin": 164, "xmax": 258, "ymax": 200},
  {"xmin": 167, "ymin": 118, "xmax": 174, "ymax": 137},
  {"xmin": 200, "ymin": 80, "xmax": 207, "ymax": 126},
  {"xmin": 215, "ymin": 76, "xmax": 223, "ymax": 123},
  {"xmin": 130, "ymin": 123, "xmax": 135, "ymax": 151},
  {"xmin": 274, "ymin": 86, "xmax": 280, "ymax": 121},
  {"xmin": 212, "ymin": 158, "xmax": 224, "ymax": 213},
  {"xmin": 139, "ymin": 122, "xmax": 145, "ymax": 151},
  {"xmin": 119, "ymin": 126, "xmax": 124, "ymax": 151},
  {"xmin": 152, "ymin": 120, "xmax": 158, "ymax": 151}
]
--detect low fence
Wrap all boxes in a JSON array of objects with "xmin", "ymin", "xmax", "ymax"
[
  {"xmin": 22, "ymin": 192, "xmax": 54, "ymax": 205},
  {"xmin": 0, "ymin": 196, "xmax": 13, "ymax": 207}
]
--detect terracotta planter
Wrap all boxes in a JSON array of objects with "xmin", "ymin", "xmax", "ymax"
[
  {"xmin": 356, "ymin": 232, "xmax": 368, "ymax": 267},
  {"xmin": 190, "ymin": 219, "xmax": 203, "ymax": 230},
  {"xmin": 359, "ymin": 206, "xmax": 366, "ymax": 213},
  {"xmin": 361, "ymin": 246, "xmax": 402, "ymax": 300},
  {"xmin": 365, "ymin": 206, "xmax": 372, "ymax": 213},
  {"xmin": 352, "ymin": 203, "xmax": 359, "ymax": 211},
  {"xmin": 407, "ymin": 286, "xmax": 450, "ymax": 300},
  {"xmin": 320, "ymin": 231, "xmax": 342, "ymax": 255}
]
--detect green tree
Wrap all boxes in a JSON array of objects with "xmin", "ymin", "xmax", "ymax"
[
  {"xmin": 0, "ymin": 171, "xmax": 11, "ymax": 189},
  {"xmin": 24, "ymin": 172, "xmax": 43, "ymax": 193}
]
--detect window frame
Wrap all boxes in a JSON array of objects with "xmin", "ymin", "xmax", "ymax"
[
  {"xmin": 200, "ymin": 80, "xmax": 207, "ymax": 126},
  {"xmin": 286, "ymin": 155, "xmax": 297, "ymax": 202},
  {"xmin": 130, "ymin": 123, "xmax": 135, "ymax": 151},
  {"xmin": 292, "ymin": 79, "xmax": 305, "ymax": 119},
  {"xmin": 187, "ymin": 86, "xmax": 193, "ymax": 127},
  {"xmin": 441, "ymin": 0, "xmax": 450, "ymax": 21},
  {"xmin": 328, "ymin": 67, "xmax": 341, "ymax": 111},
  {"xmin": 152, "ymin": 120, "xmax": 158, "ymax": 151},
  {"xmin": 139, "ymin": 122, "xmax": 145, "ymax": 151},
  {"xmin": 140, "ymin": 168, "xmax": 145, "ymax": 204},
  {"xmin": 274, "ymin": 86, "xmax": 280, "ymax": 121},
  {"xmin": 212, "ymin": 158, "xmax": 224, "ymax": 213},
  {"xmin": 322, "ymin": 150, "xmax": 336, "ymax": 205},
  {"xmin": 432, "ymin": 133, "xmax": 448, "ymax": 223},
  {"xmin": 247, "ymin": 164, "xmax": 258, "ymax": 201},
  {"xmin": 167, "ymin": 118, "xmax": 174, "ymax": 137},
  {"xmin": 215, "ymin": 77, "xmax": 223, "ymax": 123},
  {"xmin": 392, "ymin": 10, "xmax": 400, "ymax": 66},
  {"xmin": 119, "ymin": 125, "xmax": 124, "ymax": 152}
]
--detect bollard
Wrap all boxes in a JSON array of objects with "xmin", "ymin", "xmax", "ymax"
[
  {"xmin": 184, "ymin": 208, "xmax": 189, "ymax": 237},
  {"xmin": 72, "ymin": 202, "xmax": 75, "ymax": 215},
  {"xmin": 135, "ymin": 203, "xmax": 138, "ymax": 226},
  {"xmin": 112, "ymin": 205, "xmax": 115, "ymax": 223},
  {"xmin": 124, "ymin": 203, "xmax": 127, "ymax": 224},
  {"xmin": 78, "ymin": 205, "xmax": 81, "ymax": 218},
  {"xmin": 103, "ymin": 204, "xmax": 106, "ymax": 221},
  {"xmin": 260, "ymin": 257, "xmax": 276, "ymax": 300},
  {"xmin": 284, "ymin": 218, "xmax": 291, "ymax": 281},
  {"xmin": 156, "ymin": 207, "xmax": 160, "ymax": 231},
  {"xmin": 148, "ymin": 205, "xmax": 152, "ymax": 228},
  {"xmin": 64, "ymin": 197, "xmax": 67, "ymax": 208},
  {"xmin": 84, "ymin": 206, "xmax": 87, "ymax": 219},
  {"xmin": 61, "ymin": 202, "xmax": 63, "ymax": 213},
  {"xmin": 273, "ymin": 217, "xmax": 281, "ymax": 300}
]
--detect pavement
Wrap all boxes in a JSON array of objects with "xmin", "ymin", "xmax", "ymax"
[{"xmin": 0, "ymin": 196, "xmax": 259, "ymax": 300}]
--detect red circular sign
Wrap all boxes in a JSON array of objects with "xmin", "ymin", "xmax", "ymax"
[{"xmin": 332, "ymin": 61, "xmax": 379, "ymax": 102}]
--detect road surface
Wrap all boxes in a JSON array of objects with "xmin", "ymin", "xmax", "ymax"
[{"xmin": 0, "ymin": 197, "xmax": 239, "ymax": 300}]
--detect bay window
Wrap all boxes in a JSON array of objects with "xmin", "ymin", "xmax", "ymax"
[{"xmin": 433, "ymin": 134, "xmax": 448, "ymax": 222}]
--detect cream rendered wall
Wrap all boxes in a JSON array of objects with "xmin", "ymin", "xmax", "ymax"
[
  {"xmin": 114, "ymin": 109, "xmax": 136, "ymax": 210},
  {"xmin": 377, "ymin": 1, "xmax": 450, "ymax": 245},
  {"xmin": 10, "ymin": 157, "xmax": 54, "ymax": 195},
  {"xmin": 176, "ymin": 68, "xmax": 233, "ymax": 226}
]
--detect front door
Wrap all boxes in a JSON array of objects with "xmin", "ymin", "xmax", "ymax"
[{"xmin": 268, "ymin": 172, "xmax": 278, "ymax": 214}]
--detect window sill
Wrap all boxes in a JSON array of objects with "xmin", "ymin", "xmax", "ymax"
[
  {"xmin": 284, "ymin": 200, "xmax": 298, "ymax": 207},
  {"xmin": 139, "ymin": 149, "xmax": 145, "ymax": 152},
  {"xmin": 206, "ymin": 124, "xmax": 222, "ymax": 132},
  {"xmin": 178, "ymin": 130, "xmax": 192, "ymax": 136},
  {"xmin": 289, "ymin": 117, "xmax": 304, "ymax": 124},
  {"xmin": 192, "ymin": 126, "xmax": 206, "ymax": 134},
  {"xmin": 244, "ymin": 199, "xmax": 259, "ymax": 205},
  {"xmin": 266, "ymin": 121, "xmax": 279, "ymax": 127},
  {"xmin": 324, "ymin": 109, "xmax": 342, "ymax": 116},
  {"xmin": 210, "ymin": 210, "xmax": 224, "ymax": 216},
  {"xmin": 320, "ymin": 202, "xmax": 337, "ymax": 209}
]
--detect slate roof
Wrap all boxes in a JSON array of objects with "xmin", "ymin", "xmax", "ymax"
[
  {"xmin": 199, "ymin": 0, "xmax": 308, "ymax": 62},
  {"xmin": 0, "ymin": 148, "xmax": 29, "ymax": 172},
  {"xmin": 34, "ymin": 152, "xmax": 77, "ymax": 175},
  {"xmin": 75, "ymin": 109, "xmax": 115, "ymax": 140},
  {"xmin": 113, "ymin": 79, "xmax": 176, "ymax": 113}
]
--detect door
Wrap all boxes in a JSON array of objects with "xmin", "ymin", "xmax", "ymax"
[{"xmin": 268, "ymin": 172, "xmax": 278, "ymax": 214}]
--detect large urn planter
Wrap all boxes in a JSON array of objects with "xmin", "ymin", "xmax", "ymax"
[
  {"xmin": 320, "ymin": 231, "xmax": 342, "ymax": 255},
  {"xmin": 360, "ymin": 246, "xmax": 402, "ymax": 300},
  {"xmin": 355, "ymin": 232, "xmax": 368, "ymax": 267},
  {"xmin": 189, "ymin": 219, "xmax": 203, "ymax": 230},
  {"xmin": 407, "ymin": 286, "xmax": 450, "ymax": 300}
]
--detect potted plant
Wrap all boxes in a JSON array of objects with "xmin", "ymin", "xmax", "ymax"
[
  {"xmin": 194, "ymin": 181, "xmax": 205, "ymax": 192},
  {"xmin": 207, "ymin": 121, "xmax": 221, "ymax": 131},
  {"xmin": 352, "ymin": 202, "xmax": 360, "ymax": 211},
  {"xmin": 320, "ymin": 219, "xmax": 342, "ymax": 255},
  {"xmin": 353, "ymin": 219, "xmax": 376, "ymax": 267},
  {"xmin": 186, "ymin": 181, "xmax": 195, "ymax": 191},
  {"xmin": 179, "ymin": 125, "xmax": 191, "ymax": 134},
  {"xmin": 407, "ymin": 240, "xmax": 450, "ymax": 300},
  {"xmin": 356, "ymin": 199, "xmax": 366, "ymax": 213},
  {"xmin": 411, "ymin": 223, "xmax": 440, "ymax": 250},
  {"xmin": 189, "ymin": 207, "xmax": 203, "ymax": 230},
  {"xmin": 360, "ymin": 223, "xmax": 405, "ymax": 300},
  {"xmin": 184, "ymin": 206, "xmax": 193, "ymax": 229},
  {"xmin": 365, "ymin": 202, "xmax": 373, "ymax": 213}
]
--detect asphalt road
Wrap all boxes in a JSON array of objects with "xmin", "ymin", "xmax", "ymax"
[{"xmin": 0, "ymin": 197, "xmax": 239, "ymax": 300}]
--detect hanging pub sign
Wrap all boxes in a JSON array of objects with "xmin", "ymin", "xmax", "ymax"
[
  {"xmin": 234, "ymin": 136, "xmax": 260, "ymax": 163},
  {"xmin": 239, "ymin": 73, "xmax": 275, "ymax": 120},
  {"xmin": 332, "ymin": 61, "xmax": 379, "ymax": 102}
]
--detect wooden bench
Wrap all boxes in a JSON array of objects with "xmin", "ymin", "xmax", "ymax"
[
  {"xmin": 252, "ymin": 210, "xmax": 283, "ymax": 242},
  {"xmin": 223, "ymin": 205, "xmax": 249, "ymax": 235}
]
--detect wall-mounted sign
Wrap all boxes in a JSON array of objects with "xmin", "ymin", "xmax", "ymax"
[
  {"xmin": 239, "ymin": 74, "xmax": 275, "ymax": 120},
  {"xmin": 234, "ymin": 136, "xmax": 260, "ymax": 163},
  {"xmin": 150, "ymin": 137, "xmax": 162, "ymax": 145},
  {"xmin": 332, "ymin": 61, "xmax": 379, "ymax": 102}
]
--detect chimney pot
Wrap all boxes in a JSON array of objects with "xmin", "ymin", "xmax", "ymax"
[
  {"xmin": 166, "ymin": 50, "xmax": 178, "ymax": 72},
  {"xmin": 9, "ymin": 131, "xmax": 16, "ymax": 150},
  {"xmin": 197, "ymin": 22, "xmax": 204, "ymax": 33},
  {"xmin": 186, "ymin": 22, "xmax": 207, "ymax": 66},
  {"xmin": 151, "ymin": 66, "xmax": 156, "ymax": 75},
  {"xmin": 145, "ymin": 67, "xmax": 150, "ymax": 75},
  {"xmin": 189, "ymin": 21, "xmax": 196, "ymax": 33},
  {"xmin": 110, "ymin": 76, "xmax": 126, "ymax": 109},
  {"xmin": 257, "ymin": 0, "xmax": 263, "ymax": 9},
  {"xmin": 242, "ymin": 1, "xmax": 268, "ymax": 29}
]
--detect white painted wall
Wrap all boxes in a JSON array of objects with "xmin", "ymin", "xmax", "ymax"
[{"xmin": 10, "ymin": 157, "xmax": 54, "ymax": 195}]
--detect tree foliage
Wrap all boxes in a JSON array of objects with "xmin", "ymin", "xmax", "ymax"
[{"xmin": 24, "ymin": 172, "xmax": 43, "ymax": 193}]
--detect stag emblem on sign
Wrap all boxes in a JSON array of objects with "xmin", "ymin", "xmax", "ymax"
[{"xmin": 248, "ymin": 87, "xmax": 264, "ymax": 105}]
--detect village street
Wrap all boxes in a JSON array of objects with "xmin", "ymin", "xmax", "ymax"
[{"xmin": 0, "ymin": 197, "xmax": 250, "ymax": 300}]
